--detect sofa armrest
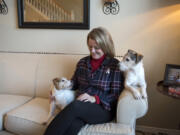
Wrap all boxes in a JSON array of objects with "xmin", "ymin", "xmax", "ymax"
[{"xmin": 116, "ymin": 89, "xmax": 148, "ymax": 128}]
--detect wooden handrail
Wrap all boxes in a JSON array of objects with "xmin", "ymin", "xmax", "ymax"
[{"xmin": 25, "ymin": 0, "xmax": 73, "ymax": 22}]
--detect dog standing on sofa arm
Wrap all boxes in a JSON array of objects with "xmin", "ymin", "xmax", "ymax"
[
  {"xmin": 119, "ymin": 49, "xmax": 147, "ymax": 99},
  {"xmin": 117, "ymin": 49, "xmax": 148, "ymax": 129}
]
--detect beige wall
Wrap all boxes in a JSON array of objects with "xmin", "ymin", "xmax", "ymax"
[{"xmin": 0, "ymin": 0, "xmax": 180, "ymax": 130}]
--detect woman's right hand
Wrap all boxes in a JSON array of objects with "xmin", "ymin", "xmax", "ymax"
[{"xmin": 77, "ymin": 93, "xmax": 96, "ymax": 103}]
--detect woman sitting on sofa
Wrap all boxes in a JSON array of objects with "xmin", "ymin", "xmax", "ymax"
[{"xmin": 44, "ymin": 27, "xmax": 124, "ymax": 135}]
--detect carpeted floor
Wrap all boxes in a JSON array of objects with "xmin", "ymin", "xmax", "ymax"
[{"xmin": 136, "ymin": 130, "xmax": 169, "ymax": 135}]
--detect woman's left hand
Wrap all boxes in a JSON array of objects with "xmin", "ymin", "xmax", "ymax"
[{"xmin": 77, "ymin": 93, "xmax": 96, "ymax": 103}]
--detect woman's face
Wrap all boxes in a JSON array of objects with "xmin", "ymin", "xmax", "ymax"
[{"xmin": 88, "ymin": 38, "xmax": 104, "ymax": 59}]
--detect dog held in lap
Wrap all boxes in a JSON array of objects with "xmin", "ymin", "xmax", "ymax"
[
  {"xmin": 42, "ymin": 77, "xmax": 75, "ymax": 125},
  {"xmin": 119, "ymin": 50, "xmax": 147, "ymax": 99}
]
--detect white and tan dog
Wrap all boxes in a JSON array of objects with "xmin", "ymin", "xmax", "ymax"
[
  {"xmin": 119, "ymin": 50, "xmax": 147, "ymax": 99},
  {"xmin": 43, "ymin": 77, "xmax": 75, "ymax": 125}
]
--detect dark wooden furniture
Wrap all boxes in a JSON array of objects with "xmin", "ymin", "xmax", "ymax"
[{"xmin": 157, "ymin": 81, "xmax": 180, "ymax": 99}]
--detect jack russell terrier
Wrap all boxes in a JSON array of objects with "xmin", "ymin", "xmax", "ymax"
[
  {"xmin": 42, "ymin": 77, "xmax": 75, "ymax": 125},
  {"xmin": 119, "ymin": 49, "xmax": 147, "ymax": 99}
]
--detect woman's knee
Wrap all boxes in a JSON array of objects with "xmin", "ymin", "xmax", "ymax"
[{"xmin": 68, "ymin": 100, "xmax": 82, "ymax": 111}]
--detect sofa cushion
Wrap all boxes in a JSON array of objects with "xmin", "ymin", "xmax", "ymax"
[
  {"xmin": 0, "ymin": 94, "xmax": 32, "ymax": 130},
  {"xmin": 4, "ymin": 97, "xmax": 132, "ymax": 135},
  {"xmin": 0, "ymin": 53, "xmax": 38, "ymax": 96},
  {"xmin": 35, "ymin": 54, "xmax": 84, "ymax": 98},
  {"xmin": 78, "ymin": 123, "xmax": 132, "ymax": 135},
  {"xmin": 4, "ymin": 98, "xmax": 49, "ymax": 135}
]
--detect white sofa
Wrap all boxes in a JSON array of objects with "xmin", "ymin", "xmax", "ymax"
[{"xmin": 0, "ymin": 52, "xmax": 148, "ymax": 135}]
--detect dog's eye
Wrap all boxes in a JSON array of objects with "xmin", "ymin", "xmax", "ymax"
[
  {"xmin": 126, "ymin": 58, "xmax": 130, "ymax": 62},
  {"xmin": 61, "ymin": 79, "xmax": 65, "ymax": 82}
]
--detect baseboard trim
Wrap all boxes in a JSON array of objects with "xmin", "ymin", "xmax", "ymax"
[{"xmin": 136, "ymin": 125, "xmax": 180, "ymax": 135}]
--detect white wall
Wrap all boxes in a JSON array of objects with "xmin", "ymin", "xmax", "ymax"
[{"xmin": 0, "ymin": 0, "xmax": 180, "ymax": 129}]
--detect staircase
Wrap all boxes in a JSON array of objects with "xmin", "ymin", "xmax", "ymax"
[{"xmin": 25, "ymin": 0, "xmax": 74, "ymax": 22}]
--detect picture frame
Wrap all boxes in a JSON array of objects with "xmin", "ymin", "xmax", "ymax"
[
  {"xmin": 163, "ymin": 64, "xmax": 180, "ymax": 86},
  {"xmin": 17, "ymin": 0, "xmax": 90, "ymax": 29}
]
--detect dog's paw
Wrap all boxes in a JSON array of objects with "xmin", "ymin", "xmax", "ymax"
[{"xmin": 133, "ymin": 91, "xmax": 142, "ymax": 100}]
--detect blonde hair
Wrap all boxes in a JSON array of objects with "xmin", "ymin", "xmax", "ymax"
[{"xmin": 87, "ymin": 27, "xmax": 115, "ymax": 58}]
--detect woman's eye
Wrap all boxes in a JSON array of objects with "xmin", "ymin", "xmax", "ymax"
[{"xmin": 88, "ymin": 46, "xmax": 100, "ymax": 50}]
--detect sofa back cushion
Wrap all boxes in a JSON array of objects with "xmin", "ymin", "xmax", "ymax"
[
  {"xmin": 35, "ymin": 54, "xmax": 84, "ymax": 98},
  {"xmin": 0, "ymin": 53, "xmax": 85, "ymax": 97},
  {"xmin": 0, "ymin": 53, "xmax": 39, "ymax": 96}
]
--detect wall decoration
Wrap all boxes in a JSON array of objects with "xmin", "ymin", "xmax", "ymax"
[
  {"xmin": 163, "ymin": 64, "xmax": 180, "ymax": 86},
  {"xmin": 0, "ymin": 0, "xmax": 8, "ymax": 15},
  {"xmin": 17, "ymin": 0, "xmax": 90, "ymax": 29},
  {"xmin": 103, "ymin": 0, "xmax": 119, "ymax": 15}
]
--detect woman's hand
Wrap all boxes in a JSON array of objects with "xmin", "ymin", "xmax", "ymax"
[{"xmin": 77, "ymin": 93, "xmax": 96, "ymax": 103}]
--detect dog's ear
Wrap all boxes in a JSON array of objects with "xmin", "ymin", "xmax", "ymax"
[
  {"xmin": 128, "ymin": 49, "xmax": 137, "ymax": 62},
  {"xmin": 128, "ymin": 49, "xmax": 134, "ymax": 54},
  {"xmin": 53, "ymin": 78, "xmax": 60, "ymax": 90},
  {"xmin": 128, "ymin": 49, "xmax": 143, "ymax": 64},
  {"xmin": 135, "ymin": 53, "xmax": 143, "ymax": 64}
]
